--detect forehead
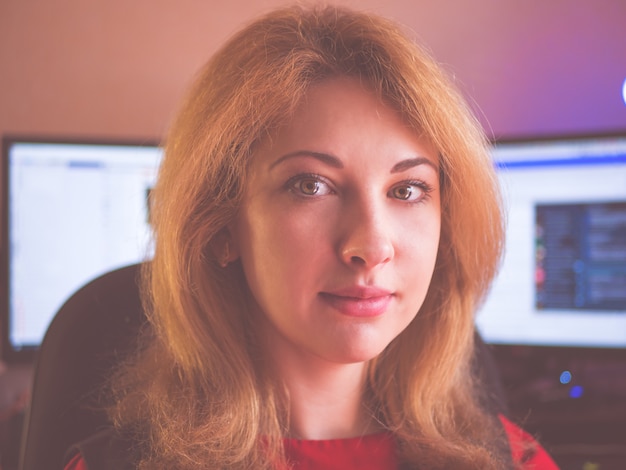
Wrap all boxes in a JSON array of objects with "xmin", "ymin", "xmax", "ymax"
[
  {"xmin": 252, "ymin": 76, "xmax": 436, "ymax": 167},
  {"xmin": 293, "ymin": 77, "xmax": 404, "ymax": 129}
]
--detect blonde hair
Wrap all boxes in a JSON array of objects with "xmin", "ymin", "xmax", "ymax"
[{"xmin": 112, "ymin": 5, "xmax": 507, "ymax": 468}]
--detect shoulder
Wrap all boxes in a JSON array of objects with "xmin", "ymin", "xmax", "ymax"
[
  {"xmin": 499, "ymin": 415, "xmax": 560, "ymax": 469},
  {"xmin": 63, "ymin": 427, "xmax": 138, "ymax": 470}
]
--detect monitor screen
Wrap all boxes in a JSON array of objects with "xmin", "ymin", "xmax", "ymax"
[
  {"xmin": 476, "ymin": 133, "xmax": 626, "ymax": 349},
  {"xmin": 1, "ymin": 137, "xmax": 162, "ymax": 361}
]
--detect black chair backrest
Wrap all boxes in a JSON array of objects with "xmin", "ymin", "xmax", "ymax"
[{"xmin": 19, "ymin": 263, "xmax": 146, "ymax": 470}]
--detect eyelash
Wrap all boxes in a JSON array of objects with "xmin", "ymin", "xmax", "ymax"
[{"xmin": 285, "ymin": 173, "xmax": 434, "ymax": 203}]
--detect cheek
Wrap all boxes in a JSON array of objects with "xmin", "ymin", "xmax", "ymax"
[
  {"xmin": 235, "ymin": 206, "xmax": 330, "ymax": 301},
  {"xmin": 249, "ymin": 209, "xmax": 328, "ymax": 262},
  {"xmin": 398, "ymin": 212, "xmax": 441, "ymax": 289}
]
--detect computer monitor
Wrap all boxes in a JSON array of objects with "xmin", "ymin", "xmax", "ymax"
[
  {"xmin": 476, "ymin": 132, "xmax": 626, "ymax": 350},
  {"xmin": 1, "ymin": 136, "xmax": 162, "ymax": 362}
]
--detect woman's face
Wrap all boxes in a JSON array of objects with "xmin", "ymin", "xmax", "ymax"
[{"xmin": 232, "ymin": 77, "xmax": 441, "ymax": 366}]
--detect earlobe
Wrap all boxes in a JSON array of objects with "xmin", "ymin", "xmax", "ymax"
[{"xmin": 210, "ymin": 229, "xmax": 240, "ymax": 267}]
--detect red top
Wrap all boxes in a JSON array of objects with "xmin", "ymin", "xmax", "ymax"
[{"xmin": 65, "ymin": 415, "xmax": 558, "ymax": 469}]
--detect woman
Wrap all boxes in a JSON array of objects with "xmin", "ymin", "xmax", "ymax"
[{"xmin": 65, "ymin": 5, "xmax": 557, "ymax": 469}]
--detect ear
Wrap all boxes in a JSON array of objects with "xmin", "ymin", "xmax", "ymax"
[{"xmin": 210, "ymin": 228, "xmax": 240, "ymax": 267}]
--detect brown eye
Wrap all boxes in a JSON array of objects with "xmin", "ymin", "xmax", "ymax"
[
  {"xmin": 287, "ymin": 174, "xmax": 333, "ymax": 197},
  {"xmin": 388, "ymin": 182, "xmax": 430, "ymax": 202},
  {"xmin": 299, "ymin": 178, "xmax": 321, "ymax": 195},
  {"xmin": 391, "ymin": 185, "xmax": 414, "ymax": 200}
]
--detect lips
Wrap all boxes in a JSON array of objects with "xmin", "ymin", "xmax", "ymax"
[{"xmin": 319, "ymin": 286, "xmax": 393, "ymax": 317}]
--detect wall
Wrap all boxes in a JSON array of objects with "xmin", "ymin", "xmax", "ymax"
[{"xmin": 1, "ymin": 0, "xmax": 625, "ymax": 144}]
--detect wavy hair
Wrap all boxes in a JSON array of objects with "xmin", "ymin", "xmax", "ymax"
[{"xmin": 111, "ymin": 5, "xmax": 507, "ymax": 468}]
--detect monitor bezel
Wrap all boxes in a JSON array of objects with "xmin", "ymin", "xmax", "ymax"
[
  {"xmin": 1, "ymin": 134, "xmax": 160, "ymax": 364},
  {"xmin": 485, "ymin": 130, "xmax": 626, "ymax": 350}
]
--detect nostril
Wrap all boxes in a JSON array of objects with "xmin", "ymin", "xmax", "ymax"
[
  {"xmin": 350, "ymin": 255, "xmax": 366, "ymax": 266},
  {"xmin": 341, "ymin": 246, "xmax": 392, "ymax": 268}
]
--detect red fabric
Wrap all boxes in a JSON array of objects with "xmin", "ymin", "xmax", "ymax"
[
  {"xmin": 499, "ymin": 415, "xmax": 560, "ymax": 469},
  {"xmin": 64, "ymin": 416, "xmax": 559, "ymax": 469},
  {"xmin": 282, "ymin": 432, "xmax": 398, "ymax": 470},
  {"xmin": 64, "ymin": 452, "xmax": 87, "ymax": 470}
]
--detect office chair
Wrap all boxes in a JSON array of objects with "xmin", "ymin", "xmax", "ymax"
[
  {"xmin": 19, "ymin": 262, "xmax": 508, "ymax": 470},
  {"xmin": 19, "ymin": 263, "xmax": 146, "ymax": 470}
]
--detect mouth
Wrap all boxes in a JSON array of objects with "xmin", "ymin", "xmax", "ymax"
[{"xmin": 318, "ymin": 286, "xmax": 393, "ymax": 317}]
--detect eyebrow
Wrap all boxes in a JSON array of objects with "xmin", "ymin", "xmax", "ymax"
[
  {"xmin": 390, "ymin": 157, "xmax": 438, "ymax": 173},
  {"xmin": 269, "ymin": 150, "xmax": 437, "ymax": 173},
  {"xmin": 269, "ymin": 151, "xmax": 344, "ymax": 170}
]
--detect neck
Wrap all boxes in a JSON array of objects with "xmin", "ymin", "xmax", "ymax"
[{"xmin": 273, "ymin": 348, "xmax": 380, "ymax": 440}]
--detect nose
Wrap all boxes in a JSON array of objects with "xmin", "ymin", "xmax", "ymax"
[{"xmin": 338, "ymin": 199, "xmax": 394, "ymax": 269}]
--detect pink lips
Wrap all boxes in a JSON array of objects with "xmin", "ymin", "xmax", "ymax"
[{"xmin": 319, "ymin": 286, "xmax": 393, "ymax": 317}]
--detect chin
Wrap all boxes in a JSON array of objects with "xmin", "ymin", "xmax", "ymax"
[{"xmin": 323, "ymin": 343, "xmax": 388, "ymax": 365}]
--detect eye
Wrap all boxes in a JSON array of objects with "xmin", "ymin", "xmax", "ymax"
[
  {"xmin": 299, "ymin": 178, "xmax": 322, "ymax": 195},
  {"xmin": 388, "ymin": 181, "xmax": 432, "ymax": 202},
  {"xmin": 287, "ymin": 174, "xmax": 333, "ymax": 197}
]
